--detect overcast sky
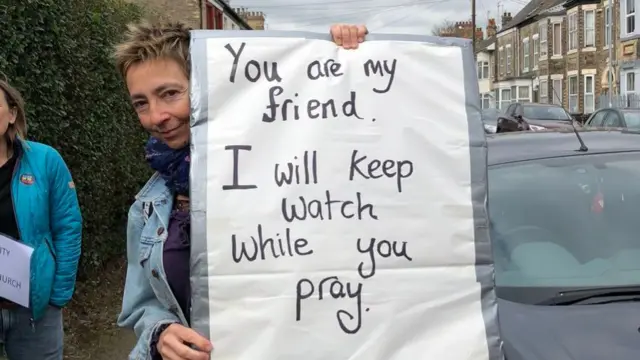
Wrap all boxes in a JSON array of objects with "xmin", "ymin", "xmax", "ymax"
[{"xmin": 230, "ymin": 0, "xmax": 526, "ymax": 34}]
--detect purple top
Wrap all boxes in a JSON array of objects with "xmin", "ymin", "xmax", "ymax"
[{"xmin": 163, "ymin": 204, "xmax": 191, "ymax": 322}]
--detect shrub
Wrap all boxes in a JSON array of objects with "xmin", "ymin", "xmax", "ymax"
[{"xmin": 0, "ymin": 0, "xmax": 151, "ymax": 276}]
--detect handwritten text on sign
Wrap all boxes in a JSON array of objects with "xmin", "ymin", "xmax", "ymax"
[
  {"xmin": 220, "ymin": 41, "xmax": 414, "ymax": 333},
  {"xmin": 201, "ymin": 35, "xmax": 489, "ymax": 359}
]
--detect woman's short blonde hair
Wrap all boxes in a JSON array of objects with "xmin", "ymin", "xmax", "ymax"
[
  {"xmin": 0, "ymin": 79, "xmax": 27, "ymax": 141},
  {"xmin": 113, "ymin": 21, "xmax": 192, "ymax": 80}
]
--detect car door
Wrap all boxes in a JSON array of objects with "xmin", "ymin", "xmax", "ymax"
[
  {"xmin": 586, "ymin": 110, "xmax": 607, "ymax": 127},
  {"xmin": 602, "ymin": 110, "xmax": 623, "ymax": 128}
]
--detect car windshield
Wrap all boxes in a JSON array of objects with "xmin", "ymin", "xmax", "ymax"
[
  {"xmin": 523, "ymin": 105, "xmax": 570, "ymax": 120},
  {"xmin": 488, "ymin": 152, "xmax": 640, "ymax": 299},
  {"xmin": 622, "ymin": 111, "xmax": 640, "ymax": 129}
]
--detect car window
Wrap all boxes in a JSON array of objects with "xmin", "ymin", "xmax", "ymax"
[
  {"xmin": 506, "ymin": 104, "xmax": 515, "ymax": 115},
  {"xmin": 588, "ymin": 110, "xmax": 607, "ymax": 126},
  {"xmin": 488, "ymin": 152, "xmax": 640, "ymax": 300},
  {"xmin": 522, "ymin": 105, "xmax": 571, "ymax": 120},
  {"xmin": 603, "ymin": 111, "xmax": 622, "ymax": 127},
  {"xmin": 622, "ymin": 111, "xmax": 640, "ymax": 129}
]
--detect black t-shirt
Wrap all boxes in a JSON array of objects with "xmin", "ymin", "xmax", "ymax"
[{"xmin": 0, "ymin": 151, "xmax": 20, "ymax": 240}]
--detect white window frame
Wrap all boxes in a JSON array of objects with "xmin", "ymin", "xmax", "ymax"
[
  {"xmin": 533, "ymin": 36, "xmax": 539, "ymax": 69},
  {"xmin": 568, "ymin": 12, "xmax": 578, "ymax": 52},
  {"xmin": 482, "ymin": 93, "xmax": 491, "ymax": 109},
  {"xmin": 584, "ymin": 74, "xmax": 595, "ymax": 113},
  {"xmin": 499, "ymin": 47, "xmax": 505, "ymax": 75},
  {"xmin": 477, "ymin": 61, "xmax": 489, "ymax": 79},
  {"xmin": 552, "ymin": 22, "xmax": 562, "ymax": 56},
  {"xmin": 522, "ymin": 38, "xmax": 530, "ymax": 72},
  {"xmin": 625, "ymin": 71, "xmax": 636, "ymax": 95},
  {"xmin": 552, "ymin": 78, "xmax": 563, "ymax": 105},
  {"xmin": 624, "ymin": 0, "xmax": 636, "ymax": 36},
  {"xmin": 539, "ymin": 22, "xmax": 548, "ymax": 58},
  {"xmin": 568, "ymin": 75, "xmax": 578, "ymax": 112},
  {"xmin": 517, "ymin": 86, "xmax": 531, "ymax": 102},
  {"xmin": 500, "ymin": 89, "xmax": 511, "ymax": 109},
  {"xmin": 604, "ymin": 4, "xmax": 612, "ymax": 48},
  {"xmin": 506, "ymin": 44, "xmax": 512, "ymax": 75},
  {"xmin": 539, "ymin": 79, "xmax": 548, "ymax": 103},
  {"xmin": 583, "ymin": 10, "xmax": 595, "ymax": 48}
]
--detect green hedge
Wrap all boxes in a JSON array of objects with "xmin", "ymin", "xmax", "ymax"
[{"xmin": 0, "ymin": 0, "xmax": 151, "ymax": 276}]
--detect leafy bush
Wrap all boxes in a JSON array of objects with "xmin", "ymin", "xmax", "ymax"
[{"xmin": 0, "ymin": 0, "xmax": 151, "ymax": 276}]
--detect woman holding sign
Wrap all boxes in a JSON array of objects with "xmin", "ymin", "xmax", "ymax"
[
  {"xmin": 0, "ymin": 80, "xmax": 82, "ymax": 360},
  {"xmin": 114, "ymin": 23, "xmax": 367, "ymax": 360}
]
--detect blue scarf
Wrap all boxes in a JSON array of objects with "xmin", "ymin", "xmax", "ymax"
[{"xmin": 144, "ymin": 137, "xmax": 190, "ymax": 196}]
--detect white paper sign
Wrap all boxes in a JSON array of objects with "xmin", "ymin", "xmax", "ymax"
[
  {"xmin": 0, "ymin": 233, "xmax": 33, "ymax": 307},
  {"xmin": 189, "ymin": 32, "xmax": 499, "ymax": 360}
]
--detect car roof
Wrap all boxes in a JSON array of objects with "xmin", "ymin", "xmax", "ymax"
[
  {"xmin": 520, "ymin": 103, "xmax": 563, "ymax": 108},
  {"xmin": 487, "ymin": 129, "xmax": 640, "ymax": 166}
]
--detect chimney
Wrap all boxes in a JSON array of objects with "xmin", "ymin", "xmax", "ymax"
[
  {"xmin": 501, "ymin": 12, "xmax": 512, "ymax": 27},
  {"xmin": 476, "ymin": 27, "xmax": 483, "ymax": 40},
  {"xmin": 486, "ymin": 18, "xmax": 497, "ymax": 37}
]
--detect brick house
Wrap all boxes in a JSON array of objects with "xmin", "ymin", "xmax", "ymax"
[
  {"xmin": 127, "ymin": 0, "xmax": 251, "ymax": 30},
  {"xmin": 619, "ymin": 0, "xmax": 639, "ymax": 98},
  {"xmin": 562, "ymin": 0, "xmax": 619, "ymax": 113},
  {"xmin": 476, "ymin": 19, "xmax": 498, "ymax": 109},
  {"xmin": 536, "ymin": 2, "xmax": 568, "ymax": 108},
  {"xmin": 488, "ymin": 0, "xmax": 618, "ymax": 113}
]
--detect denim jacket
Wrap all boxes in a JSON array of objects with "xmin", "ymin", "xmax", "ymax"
[{"xmin": 117, "ymin": 173, "xmax": 189, "ymax": 360}]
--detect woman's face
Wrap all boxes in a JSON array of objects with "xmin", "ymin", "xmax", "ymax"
[
  {"xmin": 126, "ymin": 58, "xmax": 190, "ymax": 149},
  {"xmin": 0, "ymin": 91, "xmax": 16, "ymax": 140}
]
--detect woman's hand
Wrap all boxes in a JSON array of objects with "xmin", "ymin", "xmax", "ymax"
[
  {"xmin": 157, "ymin": 323, "xmax": 212, "ymax": 360},
  {"xmin": 330, "ymin": 24, "xmax": 368, "ymax": 49}
]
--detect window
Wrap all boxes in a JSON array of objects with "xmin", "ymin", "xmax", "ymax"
[
  {"xmin": 539, "ymin": 80, "xmax": 548, "ymax": 103},
  {"xmin": 553, "ymin": 23, "xmax": 562, "ymax": 55},
  {"xmin": 523, "ymin": 39, "xmax": 530, "ymax": 71},
  {"xmin": 583, "ymin": 10, "xmax": 595, "ymax": 47},
  {"xmin": 482, "ymin": 93, "xmax": 491, "ymax": 109},
  {"xmin": 584, "ymin": 75, "xmax": 595, "ymax": 113},
  {"xmin": 626, "ymin": 72, "xmax": 636, "ymax": 94},
  {"xmin": 568, "ymin": 13, "xmax": 577, "ymax": 51},
  {"xmin": 499, "ymin": 48, "xmax": 505, "ymax": 75},
  {"xmin": 518, "ymin": 86, "xmax": 530, "ymax": 102},
  {"xmin": 568, "ymin": 76, "xmax": 578, "ymax": 112},
  {"xmin": 533, "ymin": 37, "xmax": 539, "ymax": 68},
  {"xmin": 626, "ymin": 0, "xmax": 636, "ymax": 34},
  {"xmin": 552, "ymin": 79, "xmax": 562, "ymax": 105},
  {"xmin": 589, "ymin": 110, "xmax": 607, "ymax": 126},
  {"xmin": 522, "ymin": 105, "xmax": 571, "ymax": 120},
  {"xmin": 488, "ymin": 153, "xmax": 640, "ymax": 290},
  {"xmin": 506, "ymin": 45, "xmax": 512, "ymax": 74},
  {"xmin": 500, "ymin": 89, "xmax": 511, "ymax": 109},
  {"xmin": 539, "ymin": 23, "xmax": 548, "ymax": 57},
  {"xmin": 477, "ymin": 61, "xmax": 489, "ymax": 79},
  {"xmin": 605, "ymin": 5, "xmax": 613, "ymax": 47}
]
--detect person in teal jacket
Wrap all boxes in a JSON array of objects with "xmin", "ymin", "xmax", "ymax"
[{"xmin": 0, "ymin": 79, "xmax": 82, "ymax": 360}]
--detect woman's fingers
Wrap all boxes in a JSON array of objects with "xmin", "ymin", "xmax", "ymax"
[
  {"xmin": 330, "ymin": 24, "xmax": 368, "ymax": 49},
  {"xmin": 159, "ymin": 324, "xmax": 212, "ymax": 360},
  {"xmin": 173, "ymin": 325, "xmax": 213, "ymax": 352}
]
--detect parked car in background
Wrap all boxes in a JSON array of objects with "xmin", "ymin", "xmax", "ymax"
[
  {"xmin": 488, "ymin": 129, "xmax": 640, "ymax": 360},
  {"xmin": 497, "ymin": 103, "xmax": 574, "ymax": 133},
  {"xmin": 583, "ymin": 108, "xmax": 640, "ymax": 130},
  {"xmin": 481, "ymin": 108, "xmax": 500, "ymax": 134}
]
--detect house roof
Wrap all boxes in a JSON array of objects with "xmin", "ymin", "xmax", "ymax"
[
  {"xmin": 214, "ymin": 0, "xmax": 252, "ymax": 29},
  {"xmin": 476, "ymin": 36, "xmax": 496, "ymax": 52},
  {"xmin": 499, "ymin": 0, "xmax": 567, "ymax": 33}
]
